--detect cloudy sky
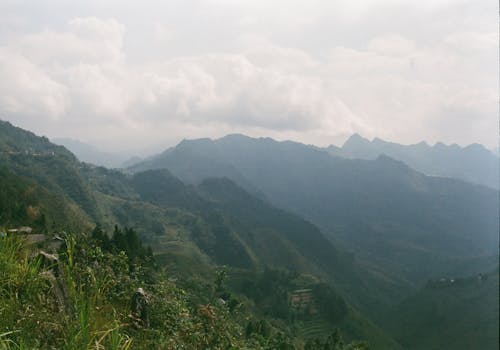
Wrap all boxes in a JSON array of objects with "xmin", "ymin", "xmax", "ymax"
[{"xmin": 0, "ymin": 0, "xmax": 498, "ymax": 153}]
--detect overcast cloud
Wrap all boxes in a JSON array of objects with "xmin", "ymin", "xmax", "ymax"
[{"xmin": 0, "ymin": 0, "xmax": 497, "ymax": 153}]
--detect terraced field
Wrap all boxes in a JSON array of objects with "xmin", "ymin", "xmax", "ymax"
[{"xmin": 297, "ymin": 314, "xmax": 333, "ymax": 339}]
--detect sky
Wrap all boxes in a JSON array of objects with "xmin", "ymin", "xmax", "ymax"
[{"xmin": 0, "ymin": 0, "xmax": 498, "ymax": 154}]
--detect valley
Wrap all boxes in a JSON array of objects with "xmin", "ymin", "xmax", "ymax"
[{"xmin": 0, "ymin": 120, "xmax": 498, "ymax": 349}]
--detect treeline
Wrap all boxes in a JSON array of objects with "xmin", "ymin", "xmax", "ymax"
[{"xmin": 91, "ymin": 225, "xmax": 153, "ymax": 265}]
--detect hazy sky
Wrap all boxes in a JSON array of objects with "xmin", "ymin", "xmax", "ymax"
[{"xmin": 0, "ymin": 0, "xmax": 498, "ymax": 153}]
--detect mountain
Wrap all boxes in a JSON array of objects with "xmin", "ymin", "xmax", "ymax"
[
  {"xmin": 0, "ymin": 166, "xmax": 91, "ymax": 232},
  {"xmin": 326, "ymin": 134, "xmax": 499, "ymax": 189},
  {"xmin": 386, "ymin": 270, "xmax": 499, "ymax": 350},
  {"xmin": 0, "ymin": 121, "xmax": 399, "ymax": 348},
  {"xmin": 2, "ymin": 121, "xmax": 497, "ymax": 349},
  {"xmin": 130, "ymin": 138, "xmax": 264, "ymax": 196},
  {"xmin": 0, "ymin": 121, "xmax": 72, "ymax": 157},
  {"xmin": 52, "ymin": 137, "xmax": 130, "ymax": 168},
  {"xmin": 130, "ymin": 134, "xmax": 499, "ymax": 294},
  {"xmin": 0, "ymin": 120, "xmax": 100, "ymax": 217}
]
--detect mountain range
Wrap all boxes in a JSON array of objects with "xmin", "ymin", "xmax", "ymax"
[
  {"xmin": 326, "ymin": 133, "xmax": 498, "ymax": 189},
  {"xmin": 130, "ymin": 134, "xmax": 498, "ymax": 289},
  {"xmin": 0, "ymin": 120, "xmax": 400, "ymax": 348},
  {"xmin": 1, "ymin": 119, "xmax": 498, "ymax": 349}
]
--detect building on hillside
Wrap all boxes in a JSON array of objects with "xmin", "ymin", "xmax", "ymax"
[{"xmin": 289, "ymin": 289, "xmax": 313, "ymax": 312}]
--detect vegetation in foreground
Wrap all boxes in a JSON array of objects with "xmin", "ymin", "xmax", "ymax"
[{"xmin": 0, "ymin": 229, "xmax": 369, "ymax": 349}]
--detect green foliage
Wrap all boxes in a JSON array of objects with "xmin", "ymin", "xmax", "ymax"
[
  {"xmin": 132, "ymin": 134, "xmax": 499, "ymax": 318},
  {"xmin": 304, "ymin": 329, "xmax": 369, "ymax": 350},
  {"xmin": 386, "ymin": 272, "xmax": 499, "ymax": 350},
  {"xmin": 109, "ymin": 226, "xmax": 154, "ymax": 265},
  {"xmin": 0, "ymin": 168, "xmax": 90, "ymax": 232},
  {"xmin": 231, "ymin": 268, "xmax": 297, "ymax": 319},
  {"xmin": 313, "ymin": 283, "xmax": 348, "ymax": 324},
  {"xmin": 0, "ymin": 121, "xmax": 403, "ymax": 349},
  {"xmin": 0, "ymin": 231, "xmax": 289, "ymax": 348},
  {"xmin": 0, "ymin": 229, "xmax": 377, "ymax": 349}
]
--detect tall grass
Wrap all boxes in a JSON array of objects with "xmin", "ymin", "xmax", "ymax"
[
  {"xmin": 1, "ymin": 231, "xmax": 327, "ymax": 349},
  {"xmin": 0, "ymin": 234, "xmax": 132, "ymax": 349}
]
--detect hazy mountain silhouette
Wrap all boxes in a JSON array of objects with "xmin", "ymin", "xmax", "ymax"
[
  {"xmin": 326, "ymin": 134, "xmax": 499, "ymax": 189},
  {"xmin": 131, "ymin": 134, "xmax": 499, "ymax": 286}
]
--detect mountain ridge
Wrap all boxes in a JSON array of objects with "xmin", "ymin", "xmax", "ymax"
[
  {"xmin": 0, "ymin": 120, "xmax": 401, "ymax": 348},
  {"xmin": 327, "ymin": 133, "xmax": 498, "ymax": 189},
  {"xmin": 129, "ymin": 134, "xmax": 499, "ymax": 296}
]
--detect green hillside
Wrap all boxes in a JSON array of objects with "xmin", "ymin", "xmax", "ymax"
[
  {"xmin": 386, "ymin": 271, "xmax": 499, "ymax": 350},
  {"xmin": 0, "ymin": 120, "xmax": 399, "ymax": 349},
  {"xmin": 0, "ymin": 167, "xmax": 91, "ymax": 232},
  {"xmin": 130, "ymin": 135, "xmax": 499, "ymax": 293},
  {"xmin": 2, "ymin": 121, "xmax": 497, "ymax": 350}
]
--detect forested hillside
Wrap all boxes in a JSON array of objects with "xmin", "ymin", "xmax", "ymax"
[
  {"xmin": 386, "ymin": 270, "xmax": 499, "ymax": 350},
  {"xmin": 130, "ymin": 134, "xmax": 499, "ymax": 295},
  {"xmin": 1, "ymin": 121, "xmax": 497, "ymax": 349},
  {"xmin": 0, "ymin": 120, "xmax": 401, "ymax": 349}
]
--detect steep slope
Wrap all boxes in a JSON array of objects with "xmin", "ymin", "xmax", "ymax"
[
  {"xmin": 0, "ymin": 120, "xmax": 98, "ymax": 217},
  {"xmin": 129, "ymin": 169, "xmax": 410, "ymax": 320},
  {"xmin": 0, "ymin": 167, "xmax": 91, "ymax": 231},
  {"xmin": 130, "ymin": 135, "xmax": 499, "ymax": 289},
  {"xmin": 0, "ymin": 120, "xmax": 71, "ymax": 156},
  {"xmin": 129, "ymin": 138, "xmax": 265, "ymax": 196},
  {"xmin": 130, "ymin": 169, "xmax": 344, "ymax": 275},
  {"xmin": 386, "ymin": 270, "xmax": 499, "ymax": 350},
  {"xmin": 327, "ymin": 133, "xmax": 499, "ymax": 189},
  {"xmin": 198, "ymin": 177, "xmax": 347, "ymax": 274},
  {"xmin": 0, "ymin": 121, "xmax": 400, "ymax": 348}
]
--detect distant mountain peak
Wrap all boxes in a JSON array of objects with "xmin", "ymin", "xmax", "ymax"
[
  {"xmin": 220, "ymin": 133, "xmax": 253, "ymax": 141},
  {"xmin": 325, "ymin": 134, "xmax": 498, "ymax": 188},
  {"xmin": 464, "ymin": 143, "xmax": 488, "ymax": 152},
  {"xmin": 176, "ymin": 137, "xmax": 212, "ymax": 150},
  {"xmin": 343, "ymin": 133, "xmax": 371, "ymax": 148},
  {"xmin": 178, "ymin": 137, "xmax": 211, "ymax": 145}
]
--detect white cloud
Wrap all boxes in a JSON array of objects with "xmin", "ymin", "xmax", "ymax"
[
  {"xmin": 0, "ymin": 0, "xmax": 497, "ymax": 151},
  {"xmin": 444, "ymin": 31, "xmax": 499, "ymax": 53},
  {"xmin": 367, "ymin": 35, "xmax": 416, "ymax": 56},
  {"xmin": 0, "ymin": 47, "xmax": 69, "ymax": 119},
  {"xmin": 12, "ymin": 18, "xmax": 124, "ymax": 65},
  {"xmin": 154, "ymin": 22, "xmax": 174, "ymax": 43}
]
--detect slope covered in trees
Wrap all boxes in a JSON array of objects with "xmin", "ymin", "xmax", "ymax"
[
  {"xmin": 2, "ymin": 231, "xmax": 374, "ymax": 349},
  {"xmin": 385, "ymin": 270, "xmax": 499, "ymax": 350},
  {"xmin": 130, "ymin": 134, "xmax": 499, "ymax": 294},
  {"xmin": 1, "ymin": 121, "xmax": 497, "ymax": 349},
  {"xmin": 0, "ymin": 120, "xmax": 400, "ymax": 348}
]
